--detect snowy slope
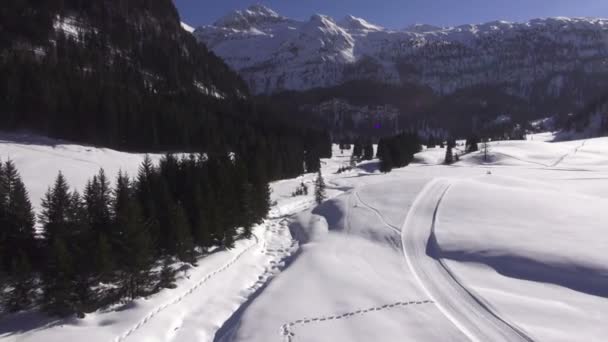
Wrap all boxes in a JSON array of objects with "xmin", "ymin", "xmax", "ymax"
[
  {"xmin": 2, "ymin": 134, "xmax": 608, "ymax": 341},
  {"xmin": 196, "ymin": 5, "xmax": 608, "ymax": 95}
]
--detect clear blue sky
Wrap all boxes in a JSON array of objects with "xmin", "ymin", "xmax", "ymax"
[{"xmin": 173, "ymin": 0, "xmax": 608, "ymax": 29}]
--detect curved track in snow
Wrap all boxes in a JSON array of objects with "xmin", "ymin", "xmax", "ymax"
[{"xmin": 401, "ymin": 178, "xmax": 533, "ymax": 342}]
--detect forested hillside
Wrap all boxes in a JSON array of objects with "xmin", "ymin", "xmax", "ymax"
[{"xmin": 0, "ymin": 0, "xmax": 330, "ymax": 178}]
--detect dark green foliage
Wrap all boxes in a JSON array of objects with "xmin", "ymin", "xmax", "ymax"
[
  {"xmin": 353, "ymin": 140, "xmax": 363, "ymax": 159},
  {"xmin": 466, "ymin": 135, "xmax": 480, "ymax": 153},
  {"xmin": 377, "ymin": 133, "xmax": 422, "ymax": 173},
  {"xmin": 445, "ymin": 145, "xmax": 454, "ymax": 165},
  {"xmin": 43, "ymin": 238, "xmax": 76, "ymax": 316},
  {"xmin": 5, "ymin": 252, "xmax": 34, "ymax": 312},
  {"xmin": 0, "ymin": 0, "xmax": 330, "ymax": 186},
  {"xmin": 445, "ymin": 138, "xmax": 456, "ymax": 164},
  {"xmin": 158, "ymin": 257, "xmax": 176, "ymax": 290},
  {"xmin": 0, "ymin": 161, "xmax": 36, "ymax": 274},
  {"xmin": 170, "ymin": 203, "xmax": 195, "ymax": 263},
  {"xmin": 314, "ymin": 170, "xmax": 326, "ymax": 205},
  {"xmin": 362, "ymin": 142, "xmax": 374, "ymax": 161}
]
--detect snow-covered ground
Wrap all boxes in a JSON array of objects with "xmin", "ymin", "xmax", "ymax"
[{"xmin": 2, "ymin": 133, "xmax": 608, "ymax": 341}]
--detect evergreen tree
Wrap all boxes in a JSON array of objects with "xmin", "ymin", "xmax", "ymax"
[
  {"xmin": 445, "ymin": 144, "xmax": 454, "ymax": 164},
  {"xmin": 0, "ymin": 162, "xmax": 6, "ymax": 271},
  {"xmin": 0, "ymin": 161, "xmax": 36, "ymax": 272},
  {"xmin": 5, "ymin": 251, "xmax": 34, "ymax": 312},
  {"xmin": 170, "ymin": 203, "xmax": 195, "ymax": 263},
  {"xmin": 363, "ymin": 142, "xmax": 374, "ymax": 161},
  {"xmin": 43, "ymin": 238, "xmax": 76, "ymax": 316},
  {"xmin": 158, "ymin": 256, "xmax": 176, "ymax": 289},
  {"xmin": 84, "ymin": 169, "xmax": 112, "ymax": 237},
  {"xmin": 353, "ymin": 139, "xmax": 363, "ymax": 159},
  {"xmin": 39, "ymin": 172, "xmax": 72, "ymax": 243},
  {"xmin": 94, "ymin": 233, "xmax": 114, "ymax": 282},
  {"xmin": 466, "ymin": 135, "xmax": 480, "ymax": 153},
  {"xmin": 314, "ymin": 170, "xmax": 326, "ymax": 205}
]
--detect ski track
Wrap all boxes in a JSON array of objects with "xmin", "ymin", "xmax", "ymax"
[
  {"xmin": 279, "ymin": 300, "xmax": 434, "ymax": 342},
  {"xmin": 549, "ymin": 140, "xmax": 586, "ymax": 167},
  {"xmin": 114, "ymin": 233, "xmax": 262, "ymax": 342},
  {"xmin": 401, "ymin": 178, "xmax": 533, "ymax": 342},
  {"xmin": 492, "ymin": 139, "xmax": 587, "ymax": 169},
  {"xmin": 353, "ymin": 190, "xmax": 401, "ymax": 233}
]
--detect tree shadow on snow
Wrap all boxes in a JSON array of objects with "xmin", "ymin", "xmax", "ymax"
[
  {"xmin": 0, "ymin": 311, "xmax": 69, "ymax": 337},
  {"xmin": 434, "ymin": 248, "xmax": 608, "ymax": 298}
]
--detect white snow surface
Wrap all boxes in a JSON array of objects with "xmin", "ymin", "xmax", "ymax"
[{"xmin": 2, "ymin": 133, "xmax": 608, "ymax": 341}]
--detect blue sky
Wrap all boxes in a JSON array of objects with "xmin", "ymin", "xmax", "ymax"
[{"xmin": 173, "ymin": 0, "xmax": 608, "ymax": 29}]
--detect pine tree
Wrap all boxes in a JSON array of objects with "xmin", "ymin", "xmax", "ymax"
[
  {"xmin": 43, "ymin": 237, "xmax": 76, "ymax": 316},
  {"xmin": 363, "ymin": 142, "xmax": 374, "ymax": 161},
  {"xmin": 444, "ymin": 144, "xmax": 454, "ymax": 164},
  {"xmin": 1, "ymin": 161, "xmax": 36, "ymax": 272},
  {"xmin": 158, "ymin": 256, "xmax": 176, "ymax": 289},
  {"xmin": 170, "ymin": 203, "xmax": 195, "ymax": 263},
  {"xmin": 466, "ymin": 135, "xmax": 480, "ymax": 153},
  {"xmin": 353, "ymin": 139, "xmax": 362, "ymax": 159},
  {"xmin": 0, "ymin": 162, "xmax": 6, "ymax": 271},
  {"xmin": 378, "ymin": 139, "xmax": 393, "ymax": 173},
  {"xmin": 5, "ymin": 251, "xmax": 34, "ymax": 312},
  {"xmin": 39, "ymin": 172, "xmax": 72, "ymax": 243},
  {"xmin": 314, "ymin": 170, "xmax": 326, "ymax": 205},
  {"xmin": 94, "ymin": 233, "xmax": 114, "ymax": 282}
]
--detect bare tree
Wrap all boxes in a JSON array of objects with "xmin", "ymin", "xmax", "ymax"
[{"xmin": 481, "ymin": 138, "xmax": 491, "ymax": 162}]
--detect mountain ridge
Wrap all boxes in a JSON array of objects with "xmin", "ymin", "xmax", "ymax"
[{"xmin": 195, "ymin": 5, "xmax": 608, "ymax": 98}]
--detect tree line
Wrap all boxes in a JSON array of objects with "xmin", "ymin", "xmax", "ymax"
[{"xmin": 0, "ymin": 153, "xmax": 272, "ymax": 317}]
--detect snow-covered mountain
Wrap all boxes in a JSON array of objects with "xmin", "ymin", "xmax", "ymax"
[{"xmin": 195, "ymin": 5, "xmax": 608, "ymax": 97}]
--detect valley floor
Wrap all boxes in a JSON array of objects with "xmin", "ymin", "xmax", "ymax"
[{"xmin": 2, "ymin": 134, "xmax": 608, "ymax": 341}]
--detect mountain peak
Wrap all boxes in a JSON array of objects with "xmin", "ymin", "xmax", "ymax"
[
  {"xmin": 246, "ymin": 4, "xmax": 280, "ymax": 18},
  {"xmin": 214, "ymin": 4, "xmax": 285, "ymax": 29},
  {"xmin": 339, "ymin": 15, "xmax": 383, "ymax": 31},
  {"xmin": 403, "ymin": 23, "xmax": 443, "ymax": 33}
]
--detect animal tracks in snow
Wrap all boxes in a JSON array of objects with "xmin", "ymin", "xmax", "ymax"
[
  {"xmin": 114, "ymin": 234, "xmax": 261, "ymax": 342},
  {"xmin": 280, "ymin": 300, "xmax": 434, "ymax": 342}
]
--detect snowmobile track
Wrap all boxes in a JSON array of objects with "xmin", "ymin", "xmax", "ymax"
[{"xmin": 401, "ymin": 178, "xmax": 534, "ymax": 342}]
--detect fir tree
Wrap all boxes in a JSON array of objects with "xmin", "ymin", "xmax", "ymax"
[
  {"xmin": 43, "ymin": 238, "xmax": 76, "ymax": 316},
  {"xmin": 353, "ymin": 139, "xmax": 363, "ymax": 159},
  {"xmin": 445, "ymin": 144, "xmax": 454, "ymax": 165},
  {"xmin": 158, "ymin": 256, "xmax": 176, "ymax": 289},
  {"xmin": 314, "ymin": 170, "xmax": 326, "ymax": 205},
  {"xmin": 5, "ymin": 251, "xmax": 34, "ymax": 312},
  {"xmin": 39, "ymin": 172, "xmax": 72, "ymax": 243},
  {"xmin": 1, "ymin": 161, "xmax": 36, "ymax": 271},
  {"xmin": 466, "ymin": 135, "xmax": 480, "ymax": 153},
  {"xmin": 363, "ymin": 142, "xmax": 374, "ymax": 161},
  {"xmin": 170, "ymin": 203, "xmax": 195, "ymax": 263}
]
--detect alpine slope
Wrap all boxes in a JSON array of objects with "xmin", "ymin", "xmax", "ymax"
[{"xmin": 2, "ymin": 132, "xmax": 608, "ymax": 341}]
